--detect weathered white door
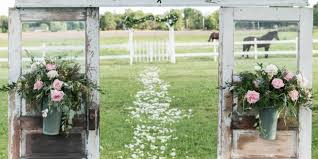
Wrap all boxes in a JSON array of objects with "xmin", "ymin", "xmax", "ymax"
[
  {"xmin": 218, "ymin": 7, "xmax": 313, "ymax": 159},
  {"xmin": 8, "ymin": 8, "xmax": 100, "ymax": 159}
]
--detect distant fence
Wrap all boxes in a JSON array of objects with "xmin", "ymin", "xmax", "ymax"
[
  {"xmin": 0, "ymin": 38, "xmax": 318, "ymax": 63},
  {"xmin": 130, "ymin": 40, "xmax": 173, "ymax": 64}
]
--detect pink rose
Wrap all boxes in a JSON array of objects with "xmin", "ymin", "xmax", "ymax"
[
  {"xmin": 245, "ymin": 90, "xmax": 260, "ymax": 104},
  {"xmin": 33, "ymin": 80, "xmax": 43, "ymax": 90},
  {"xmin": 288, "ymin": 90, "xmax": 299, "ymax": 102},
  {"xmin": 46, "ymin": 63, "xmax": 56, "ymax": 71},
  {"xmin": 51, "ymin": 90, "xmax": 64, "ymax": 102},
  {"xmin": 284, "ymin": 72, "xmax": 294, "ymax": 81},
  {"xmin": 52, "ymin": 79, "xmax": 63, "ymax": 91},
  {"xmin": 271, "ymin": 78, "xmax": 285, "ymax": 89}
]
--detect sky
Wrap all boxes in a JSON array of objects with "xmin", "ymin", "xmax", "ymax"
[{"xmin": 1, "ymin": 0, "xmax": 318, "ymax": 16}]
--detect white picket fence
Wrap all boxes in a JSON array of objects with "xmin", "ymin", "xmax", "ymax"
[
  {"xmin": 0, "ymin": 38, "xmax": 318, "ymax": 63},
  {"xmin": 130, "ymin": 40, "xmax": 174, "ymax": 63}
]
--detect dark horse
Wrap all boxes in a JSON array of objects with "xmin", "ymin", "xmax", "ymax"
[
  {"xmin": 208, "ymin": 32, "xmax": 219, "ymax": 42},
  {"xmin": 242, "ymin": 31, "xmax": 279, "ymax": 58}
]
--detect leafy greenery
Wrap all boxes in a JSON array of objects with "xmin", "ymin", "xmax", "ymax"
[
  {"xmin": 0, "ymin": 57, "xmax": 100, "ymax": 134},
  {"xmin": 123, "ymin": 12, "xmax": 179, "ymax": 29},
  {"xmin": 229, "ymin": 63, "xmax": 311, "ymax": 118}
]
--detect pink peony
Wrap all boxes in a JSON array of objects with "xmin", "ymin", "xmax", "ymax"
[
  {"xmin": 271, "ymin": 78, "xmax": 285, "ymax": 89},
  {"xmin": 51, "ymin": 90, "xmax": 64, "ymax": 102},
  {"xmin": 33, "ymin": 80, "xmax": 43, "ymax": 90},
  {"xmin": 284, "ymin": 72, "xmax": 294, "ymax": 81},
  {"xmin": 245, "ymin": 90, "xmax": 260, "ymax": 104},
  {"xmin": 52, "ymin": 79, "xmax": 63, "ymax": 91},
  {"xmin": 46, "ymin": 63, "xmax": 56, "ymax": 71},
  {"xmin": 288, "ymin": 90, "xmax": 299, "ymax": 102}
]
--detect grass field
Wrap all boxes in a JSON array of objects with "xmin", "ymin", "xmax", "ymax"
[{"xmin": 0, "ymin": 30, "xmax": 317, "ymax": 158}]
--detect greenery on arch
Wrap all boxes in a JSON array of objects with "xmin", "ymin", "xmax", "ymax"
[{"xmin": 123, "ymin": 12, "xmax": 179, "ymax": 29}]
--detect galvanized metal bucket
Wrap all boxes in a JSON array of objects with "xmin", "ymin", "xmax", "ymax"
[{"xmin": 259, "ymin": 107, "xmax": 279, "ymax": 140}]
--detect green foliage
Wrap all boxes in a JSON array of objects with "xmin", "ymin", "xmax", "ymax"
[
  {"xmin": 205, "ymin": 10, "xmax": 219, "ymax": 30},
  {"xmin": 100, "ymin": 12, "xmax": 117, "ymax": 31},
  {"xmin": 0, "ymin": 56, "xmax": 101, "ymax": 134},
  {"xmin": 229, "ymin": 63, "xmax": 311, "ymax": 117},
  {"xmin": 184, "ymin": 8, "xmax": 204, "ymax": 30},
  {"xmin": 314, "ymin": 3, "xmax": 318, "ymax": 26},
  {"xmin": 49, "ymin": 22, "xmax": 67, "ymax": 32},
  {"xmin": 123, "ymin": 11, "xmax": 179, "ymax": 29},
  {"xmin": 0, "ymin": 16, "xmax": 8, "ymax": 33}
]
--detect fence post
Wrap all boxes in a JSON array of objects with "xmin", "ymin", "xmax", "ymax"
[
  {"xmin": 295, "ymin": 37, "xmax": 298, "ymax": 59},
  {"xmin": 254, "ymin": 38, "xmax": 258, "ymax": 59},
  {"xmin": 213, "ymin": 41, "xmax": 218, "ymax": 62},
  {"xmin": 42, "ymin": 43, "xmax": 46, "ymax": 60},
  {"xmin": 150, "ymin": 42, "xmax": 153, "ymax": 62},
  {"xmin": 169, "ymin": 26, "xmax": 176, "ymax": 64},
  {"xmin": 129, "ymin": 29, "xmax": 134, "ymax": 65}
]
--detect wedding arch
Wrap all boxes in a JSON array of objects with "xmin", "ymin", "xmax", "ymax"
[
  {"xmin": 8, "ymin": 0, "xmax": 312, "ymax": 159},
  {"xmin": 124, "ymin": 13, "xmax": 178, "ymax": 64}
]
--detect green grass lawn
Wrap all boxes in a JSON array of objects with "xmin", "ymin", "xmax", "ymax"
[{"xmin": 0, "ymin": 57, "xmax": 317, "ymax": 158}]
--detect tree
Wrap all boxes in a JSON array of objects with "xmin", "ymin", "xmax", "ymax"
[
  {"xmin": 314, "ymin": 3, "xmax": 318, "ymax": 26},
  {"xmin": 0, "ymin": 16, "xmax": 8, "ymax": 33},
  {"xmin": 205, "ymin": 10, "xmax": 219, "ymax": 30},
  {"xmin": 183, "ymin": 8, "xmax": 204, "ymax": 30},
  {"xmin": 100, "ymin": 12, "xmax": 117, "ymax": 30},
  {"xmin": 49, "ymin": 22, "xmax": 67, "ymax": 32}
]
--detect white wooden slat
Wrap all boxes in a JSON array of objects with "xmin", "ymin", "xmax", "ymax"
[
  {"xmin": 231, "ymin": 130, "xmax": 298, "ymax": 158},
  {"xmin": 298, "ymin": 8, "xmax": 313, "ymax": 159},
  {"xmin": 15, "ymin": 0, "xmax": 308, "ymax": 7},
  {"xmin": 134, "ymin": 41, "xmax": 138, "ymax": 62},
  {"xmin": 8, "ymin": 8, "xmax": 22, "ymax": 159},
  {"xmin": 19, "ymin": 8, "xmax": 87, "ymax": 21},
  {"xmin": 143, "ymin": 43, "xmax": 146, "ymax": 63},
  {"xmin": 218, "ymin": 7, "xmax": 234, "ymax": 159},
  {"xmin": 85, "ymin": 7, "xmax": 100, "ymax": 159}
]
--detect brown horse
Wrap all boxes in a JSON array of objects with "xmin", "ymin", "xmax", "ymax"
[{"xmin": 208, "ymin": 32, "xmax": 219, "ymax": 42}]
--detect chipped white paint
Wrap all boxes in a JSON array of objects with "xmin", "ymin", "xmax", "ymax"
[
  {"xmin": 15, "ymin": 0, "xmax": 308, "ymax": 7},
  {"xmin": 19, "ymin": 8, "xmax": 87, "ymax": 21},
  {"xmin": 8, "ymin": 8, "xmax": 22, "ymax": 159},
  {"xmin": 85, "ymin": 7, "xmax": 100, "ymax": 159},
  {"xmin": 218, "ymin": 7, "xmax": 313, "ymax": 159},
  {"xmin": 232, "ymin": 130, "xmax": 298, "ymax": 158},
  {"xmin": 218, "ymin": 7, "xmax": 234, "ymax": 159},
  {"xmin": 298, "ymin": 8, "xmax": 313, "ymax": 159}
]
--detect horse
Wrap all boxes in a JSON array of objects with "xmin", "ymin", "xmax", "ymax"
[
  {"xmin": 242, "ymin": 31, "xmax": 280, "ymax": 58},
  {"xmin": 208, "ymin": 32, "xmax": 219, "ymax": 42}
]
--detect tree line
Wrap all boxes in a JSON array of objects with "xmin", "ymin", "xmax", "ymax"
[
  {"xmin": 0, "ymin": 8, "xmax": 219, "ymax": 33},
  {"xmin": 2, "ymin": 4, "xmax": 318, "ymax": 33}
]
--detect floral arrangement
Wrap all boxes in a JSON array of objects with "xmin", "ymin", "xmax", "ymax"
[
  {"xmin": 229, "ymin": 63, "xmax": 312, "ymax": 116},
  {"xmin": 124, "ymin": 13, "xmax": 179, "ymax": 29},
  {"xmin": 1, "ymin": 57, "xmax": 100, "ymax": 134}
]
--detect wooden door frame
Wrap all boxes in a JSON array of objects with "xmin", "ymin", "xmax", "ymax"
[
  {"xmin": 8, "ymin": 7, "xmax": 100, "ymax": 159},
  {"xmin": 218, "ymin": 7, "xmax": 313, "ymax": 159}
]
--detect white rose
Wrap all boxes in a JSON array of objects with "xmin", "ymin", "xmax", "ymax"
[
  {"xmin": 265, "ymin": 64, "xmax": 278, "ymax": 77},
  {"xmin": 47, "ymin": 70, "xmax": 59, "ymax": 79},
  {"xmin": 296, "ymin": 74, "xmax": 309, "ymax": 88},
  {"xmin": 42, "ymin": 109, "xmax": 48, "ymax": 118},
  {"xmin": 254, "ymin": 65, "xmax": 262, "ymax": 71},
  {"xmin": 31, "ymin": 62, "xmax": 41, "ymax": 72}
]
